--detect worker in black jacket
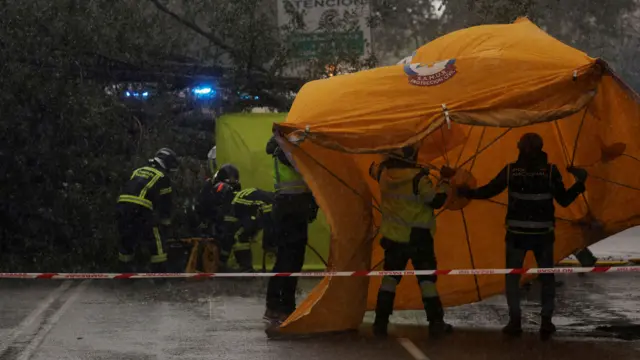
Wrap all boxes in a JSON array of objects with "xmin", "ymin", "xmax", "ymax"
[
  {"xmin": 264, "ymin": 134, "xmax": 318, "ymax": 323},
  {"xmin": 224, "ymin": 187, "xmax": 274, "ymax": 272},
  {"xmin": 457, "ymin": 133, "xmax": 587, "ymax": 340},
  {"xmin": 116, "ymin": 148, "xmax": 179, "ymax": 273},
  {"xmin": 194, "ymin": 164, "xmax": 241, "ymax": 269}
]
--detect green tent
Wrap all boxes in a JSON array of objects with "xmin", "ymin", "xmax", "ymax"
[{"xmin": 216, "ymin": 112, "xmax": 330, "ymax": 271}]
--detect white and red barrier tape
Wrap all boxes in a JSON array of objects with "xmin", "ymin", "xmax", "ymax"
[{"xmin": 2, "ymin": 266, "xmax": 640, "ymax": 279}]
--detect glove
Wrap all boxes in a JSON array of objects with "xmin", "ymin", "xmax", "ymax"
[
  {"xmin": 567, "ymin": 166, "xmax": 588, "ymax": 183},
  {"xmin": 456, "ymin": 185, "xmax": 473, "ymax": 198},
  {"xmin": 439, "ymin": 166, "xmax": 456, "ymax": 180}
]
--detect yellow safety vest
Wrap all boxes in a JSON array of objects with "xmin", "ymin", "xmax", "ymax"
[
  {"xmin": 378, "ymin": 167, "xmax": 440, "ymax": 243},
  {"xmin": 272, "ymin": 157, "xmax": 310, "ymax": 194}
]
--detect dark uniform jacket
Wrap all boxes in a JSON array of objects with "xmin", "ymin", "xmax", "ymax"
[
  {"xmin": 117, "ymin": 165, "xmax": 172, "ymax": 225},
  {"xmin": 193, "ymin": 179, "xmax": 237, "ymax": 239},
  {"xmin": 226, "ymin": 188, "xmax": 274, "ymax": 243},
  {"xmin": 465, "ymin": 151, "xmax": 585, "ymax": 234}
]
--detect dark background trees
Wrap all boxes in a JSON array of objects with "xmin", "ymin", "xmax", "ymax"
[{"xmin": 1, "ymin": 0, "xmax": 638, "ymax": 271}]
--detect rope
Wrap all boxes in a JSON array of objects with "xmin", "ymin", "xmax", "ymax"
[
  {"xmin": 454, "ymin": 126, "xmax": 474, "ymax": 168},
  {"xmin": 459, "ymin": 128, "xmax": 512, "ymax": 168},
  {"xmin": 623, "ymin": 153, "xmax": 640, "ymax": 163},
  {"xmin": 553, "ymin": 121, "xmax": 571, "ymax": 165},
  {"xmin": 439, "ymin": 125, "xmax": 451, "ymax": 167},
  {"xmin": 571, "ymin": 106, "xmax": 590, "ymax": 167},
  {"xmin": 591, "ymin": 175, "xmax": 640, "ymax": 192},
  {"xmin": 306, "ymin": 243, "xmax": 329, "ymax": 267},
  {"xmin": 568, "ymin": 105, "xmax": 594, "ymax": 215},
  {"xmin": 460, "ymin": 208, "xmax": 482, "ymax": 301},
  {"xmin": 453, "ymin": 126, "xmax": 487, "ymax": 300},
  {"xmin": 468, "ymin": 127, "xmax": 486, "ymax": 170}
]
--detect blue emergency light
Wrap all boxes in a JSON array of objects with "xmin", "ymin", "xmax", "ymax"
[
  {"xmin": 192, "ymin": 86, "xmax": 217, "ymax": 99},
  {"xmin": 124, "ymin": 91, "xmax": 150, "ymax": 99}
]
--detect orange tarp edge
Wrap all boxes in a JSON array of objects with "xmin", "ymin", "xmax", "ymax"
[{"xmin": 273, "ymin": 18, "xmax": 640, "ymax": 335}]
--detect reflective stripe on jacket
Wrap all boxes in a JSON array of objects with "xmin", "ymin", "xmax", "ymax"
[
  {"xmin": 272, "ymin": 157, "xmax": 310, "ymax": 194},
  {"xmin": 378, "ymin": 167, "xmax": 439, "ymax": 243},
  {"xmin": 117, "ymin": 166, "xmax": 172, "ymax": 223},
  {"xmin": 505, "ymin": 163, "xmax": 555, "ymax": 234}
]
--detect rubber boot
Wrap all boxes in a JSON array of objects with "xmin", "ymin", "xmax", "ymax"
[
  {"xmin": 423, "ymin": 297, "xmax": 453, "ymax": 339},
  {"xmin": 502, "ymin": 314, "xmax": 523, "ymax": 337},
  {"xmin": 150, "ymin": 261, "xmax": 169, "ymax": 286},
  {"xmin": 118, "ymin": 261, "xmax": 137, "ymax": 273},
  {"xmin": 539, "ymin": 316, "xmax": 557, "ymax": 341},
  {"xmin": 373, "ymin": 291, "xmax": 395, "ymax": 337},
  {"xmin": 234, "ymin": 250, "xmax": 255, "ymax": 272},
  {"xmin": 263, "ymin": 308, "xmax": 289, "ymax": 323},
  {"xmin": 118, "ymin": 261, "xmax": 137, "ymax": 286}
]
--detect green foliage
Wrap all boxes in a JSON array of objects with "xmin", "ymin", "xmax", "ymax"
[{"xmin": 0, "ymin": 0, "xmax": 190, "ymax": 271}]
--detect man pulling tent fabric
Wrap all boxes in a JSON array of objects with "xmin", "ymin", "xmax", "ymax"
[
  {"xmin": 457, "ymin": 133, "xmax": 588, "ymax": 341},
  {"xmin": 368, "ymin": 145, "xmax": 455, "ymax": 339}
]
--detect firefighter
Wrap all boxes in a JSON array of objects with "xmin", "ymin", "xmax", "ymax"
[
  {"xmin": 264, "ymin": 134, "xmax": 318, "ymax": 323},
  {"xmin": 196, "ymin": 163, "xmax": 273, "ymax": 272},
  {"xmin": 116, "ymin": 148, "xmax": 179, "ymax": 273},
  {"xmin": 369, "ymin": 145, "xmax": 455, "ymax": 339},
  {"xmin": 225, "ymin": 187, "xmax": 275, "ymax": 272},
  {"xmin": 457, "ymin": 133, "xmax": 587, "ymax": 340},
  {"xmin": 195, "ymin": 164, "xmax": 241, "ymax": 269}
]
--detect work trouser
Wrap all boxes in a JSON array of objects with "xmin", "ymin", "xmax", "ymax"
[
  {"xmin": 231, "ymin": 226, "xmax": 256, "ymax": 272},
  {"xmin": 574, "ymin": 247, "xmax": 597, "ymax": 267},
  {"xmin": 266, "ymin": 192, "xmax": 314, "ymax": 314},
  {"xmin": 216, "ymin": 220, "xmax": 252, "ymax": 270},
  {"xmin": 262, "ymin": 210, "xmax": 278, "ymax": 252},
  {"xmin": 116, "ymin": 206, "xmax": 168, "ymax": 273},
  {"xmin": 376, "ymin": 228, "xmax": 444, "ymax": 323},
  {"xmin": 505, "ymin": 231, "xmax": 555, "ymax": 318}
]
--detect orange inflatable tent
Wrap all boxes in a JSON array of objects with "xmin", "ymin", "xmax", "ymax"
[{"xmin": 272, "ymin": 18, "xmax": 640, "ymax": 335}]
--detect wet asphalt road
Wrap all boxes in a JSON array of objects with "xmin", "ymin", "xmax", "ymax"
[{"xmin": 1, "ymin": 274, "xmax": 640, "ymax": 360}]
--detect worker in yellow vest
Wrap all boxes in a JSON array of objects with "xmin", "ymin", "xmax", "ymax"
[
  {"xmin": 369, "ymin": 145, "xmax": 455, "ymax": 339},
  {"xmin": 263, "ymin": 134, "xmax": 318, "ymax": 323}
]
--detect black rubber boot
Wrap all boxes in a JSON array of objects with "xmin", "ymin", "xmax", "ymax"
[
  {"xmin": 539, "ymin": 316, "xmax": 557, "ymax": 341},
  {"xmin": 373, "ymin": 291, "xmax": 395, "ymax": 337},
  {"xmin": 117, "ymin": 261, "xmax": 137, "ymax": 285},
  {"xmin": 502, "ymin": 315, "xmax": 523, "ymax": 337},
  {"xmin": 423, "ymin": 297, "xmax": 453, "ymax": 339},
  {"xmin": 263, "ymin": 308, "xmax": 289, "ymax": 323},
  {"xmin": 150, "ymin": 262, "xmax": 168, "ymax": 286},
  {"xmin": 233, "ymin": 250, "xmax": 255, "ymax": 272}
]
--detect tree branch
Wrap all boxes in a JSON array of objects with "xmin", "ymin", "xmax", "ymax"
[{"xmin": 147, "ymin": 0, "xmax": 269, "ymax": 74}]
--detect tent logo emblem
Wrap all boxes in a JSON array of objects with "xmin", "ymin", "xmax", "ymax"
[{"xmin": 403, "ymin": 59, "xmax": 457, "ymax": 86}]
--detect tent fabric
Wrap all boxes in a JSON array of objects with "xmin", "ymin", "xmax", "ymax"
[
  {"xmin": 272, "ymin": 18, "xmax": 640, "ymax": 334},
  {"xmin": 215, "ymin": 113, "xmax": 330, "ymax": 270}
]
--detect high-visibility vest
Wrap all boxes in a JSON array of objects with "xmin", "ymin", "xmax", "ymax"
[
  {"xmin": 378, "ymin": 167, "xmax": 438, "ymax": 243},
  {"xmin": 272, "ymin": 157, "xmax": 310, "ymax": 194},
  {"xmin": 505, "ymin": 163, "xmax": 556, "ymax": 234}
]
